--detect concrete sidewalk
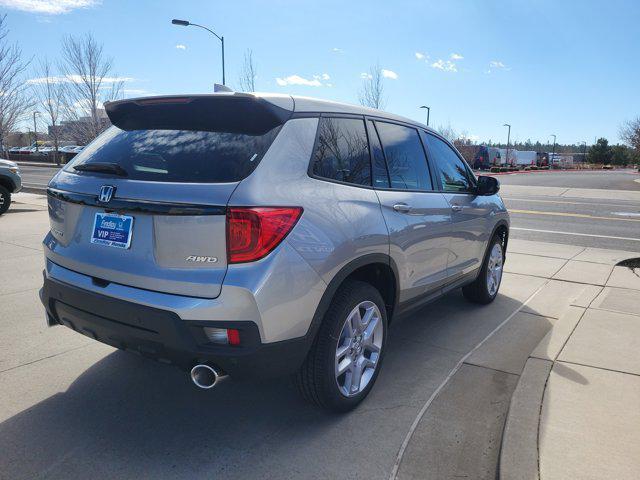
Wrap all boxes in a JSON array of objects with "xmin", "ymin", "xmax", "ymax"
[{"xmin": 499, "ymin": 241, "xmax": 640, "ymax": 480}]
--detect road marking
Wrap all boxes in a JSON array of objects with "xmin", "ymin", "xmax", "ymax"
[
  {"xmin": 503, "ymin": 197, "xmax": 639, "ymax": 208},
  {"xmin": 389, "ymin": 279, "xmax": 552, "ymax": 480},
  {"xmin": 509, "ymin": 208, "xmax": 640, "ymax": 223},
  {"xmin": 612, "ymin": 212, "xmax": 640, "ymax": 217},
  {"xmin": 511, "ymin": 227, "xmax": 640, "ymax": 242}
]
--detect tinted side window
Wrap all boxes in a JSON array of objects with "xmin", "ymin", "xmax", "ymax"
[
  {"xmin": 424, "ymin": 133, "xmax": 473, "ymax": 192},
  {"xmin": 311, "ymin": 117, "xmax": 371, "ymax": 186},
  {"xmin": 366, "ymin": 120, "xmax": 390, "ymax": 188},
  {"xmin": 375, "ymin": 122, "xmax": 432, "ymax": 191}
]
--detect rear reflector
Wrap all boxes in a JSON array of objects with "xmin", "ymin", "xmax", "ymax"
[
  {"xmin": 227, "ymin": 207, "xmax": 303, "ymax": 264},
  {"xmin": 203, "ymin": 327, "xmax": 241, "ymax": 346}
]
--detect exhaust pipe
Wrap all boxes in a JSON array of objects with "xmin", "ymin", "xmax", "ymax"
[{"xmin": 190, "ymin": 364, "xmax": 229, "ymax": 389}]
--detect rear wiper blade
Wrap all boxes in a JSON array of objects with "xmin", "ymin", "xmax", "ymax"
[{"xmin": 74, "ymin": 162, "xmax": 128, "ymax": 177}]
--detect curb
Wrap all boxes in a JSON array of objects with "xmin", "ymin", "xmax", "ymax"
[{"xmin": 498, "ymin": 306, "xmax": 587, "ymax": 480}]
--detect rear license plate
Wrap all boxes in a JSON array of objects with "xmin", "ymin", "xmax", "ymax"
[{"xmin": 91, "ymin": 213, "xmax": 134, "ymax": 249}]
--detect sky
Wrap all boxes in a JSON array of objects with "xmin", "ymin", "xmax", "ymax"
[{"xmin": 1, "ymin": 0, "xmax": 639, "ymax": 145}]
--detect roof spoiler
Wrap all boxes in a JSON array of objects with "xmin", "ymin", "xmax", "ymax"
[{"xmin": 104, "ymin": 94, "xmax": 292, "ymax": 135}]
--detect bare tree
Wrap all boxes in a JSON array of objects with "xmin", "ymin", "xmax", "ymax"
[
  {"xmin": 0, "ymin": 15, "xmax": 32, "ymax": 154},
  {"xmin": 620, "ymin": 117, "xmax": 640, "ymax": 152},
  {"xmin": 437, "ymin": 123, "xmax": 458, "ymax": 142},
  {"xmin": 59, "ymin": 33, "xmax": 123, "ymax": 144},
  {"xmin": 238, "ymin": 49, "xmax": 257, "ymax": 92},
  {"xmin": 32, "ymin": 58, "xmax": 64, "ymax": 164},
  {"xmin": 358, "ymin": 63, "xmax": 385, "ymax": 109}
]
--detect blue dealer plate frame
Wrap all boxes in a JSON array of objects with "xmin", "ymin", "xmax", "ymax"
[{"xmin": 91, "ymin": 213, "xmax": 134, "ymax": 249}]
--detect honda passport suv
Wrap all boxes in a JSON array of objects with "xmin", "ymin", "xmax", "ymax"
[{"xmin": 40, "ymin": 93, "xmax": 508, "ymax": 411}]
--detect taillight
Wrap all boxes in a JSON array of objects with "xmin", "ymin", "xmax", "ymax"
[{"xmin": 226, "ymin": 207, "xmax": 303, "ymax": 264}]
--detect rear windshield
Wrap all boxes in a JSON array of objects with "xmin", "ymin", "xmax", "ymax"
[{"xmin": 65, "ymin": 125, "xmax": 281, "ymax": 183}]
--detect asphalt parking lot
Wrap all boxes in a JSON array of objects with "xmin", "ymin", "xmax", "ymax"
[{"xmin": 1, "ymin": 169, "xmax": 639, "ymax": 479}]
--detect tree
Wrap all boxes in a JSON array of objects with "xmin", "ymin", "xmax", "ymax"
[
  {"xmin": 0, "ymin": 15, "xmax": 32, "ymax": 154},
  {"xmin": 437, "ymin": 123, "xmax": 457, "ymax": 142},
  {"xmin": 620, "ymin": 117, "xmax": 640, "ymax": 152},
  {"xmin": 238, "ymin": 49, "xmax": 257, "ymax": 92},
  {"xmin": 587, "ymin": 137, "xmax": 612, "ymax": 164},
  {"xmin": 611, "ymin": 145, "xmax": 632, "ymax": 166},
  {"xmin": 59, "ymin": 33, "xmax": 123, "ymax": 144},
  {"xmin": 358, "ymin": 63, "xmax": 385, "ymax": 109},
  {"xmin": 32, "ymin": 58, "xmax": 64, "ymax": 164}
]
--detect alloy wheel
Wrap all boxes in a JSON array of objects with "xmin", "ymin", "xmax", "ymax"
[
  {"xmin": 486, "ymin": 243, "xmax": 504, "ymax": 296},
  {"xmin": 334, "ymin": 300, "xmax": 384, "ymax": 397}
]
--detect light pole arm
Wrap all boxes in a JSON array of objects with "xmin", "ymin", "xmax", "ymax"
[{"xmin": 188, "ymin": 23, "xmax": 223, "ymax": 41}]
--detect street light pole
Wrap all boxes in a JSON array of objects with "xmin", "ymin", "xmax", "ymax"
[
  {"xmin": 580, "ymin": 141, "xmax": 587, "ymax": 163},
  {"xmin": 550, "ymin": 134, "xmax": 557, "ymax": 167},
  {"xmin": 172, "ymin": 18, "xmax": 226, "ymax": 85},
  {"xmin": 33, "ymin": 111, "xmax": 39, "ymax": 151},
  {"xmin": 420, "ymin": 105, "xmax": 430, "ymax": 126},
  {"xmin": 503, "ymin": 124, "xmax": 511, "ymax": 166}
]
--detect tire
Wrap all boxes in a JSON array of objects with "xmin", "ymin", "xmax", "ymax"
[
  {"xmin": 462, "ymin": 235, "xmax": 505, "ymax": 304},
  {"xmin": 0, "ymin": 185, "xmax": 10, "ymax": 215},
  {"xmin": 295, "ymin": 280, "xmax": 388, "ymax": 412}
]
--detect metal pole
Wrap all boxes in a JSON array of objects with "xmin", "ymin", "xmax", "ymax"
[
  {"xmin": 503, "ymin": 124, "xmax": 511, "ymax": 166},
  {"xmin": 221, "ymin": 36, "xmax": 225, "ymax": 86},
  {"xmin": 33, "ymin": 112, "xmax": 38, "ymax": 151},
  {"xmin": 551, "ymin": 135, "xmax": 556, "ymax": 167},
  {"xmin": 420, "ymin": 106, "xmax": 430, "ymax": 127}
]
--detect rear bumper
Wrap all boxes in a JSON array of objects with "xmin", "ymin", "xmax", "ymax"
[{"xmin": 40, "ymin": 276, "xmax": 313, "ymax": 379}]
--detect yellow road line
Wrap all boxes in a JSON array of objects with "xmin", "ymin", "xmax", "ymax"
[{"xmin": 509, "ymin": 208, "xmax": 640, "ymax": 222}]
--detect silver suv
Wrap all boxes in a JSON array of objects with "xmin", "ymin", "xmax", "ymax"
[{"xmin": 40, "ymin": 93, "xmax": 508, "ymax": 411}]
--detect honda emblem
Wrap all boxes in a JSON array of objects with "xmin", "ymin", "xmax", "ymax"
[{"xmin": 98, "ymin": 185, "xmax": 115, "ymax": 203}]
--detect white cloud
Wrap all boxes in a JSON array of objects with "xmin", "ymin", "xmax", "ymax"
[
  {"xmin": 360, "ymin": 72, "xmax": 373, "ymax": 79},
  {"xmin": 175, "ymin": 44, "xmax": 187, "ymax": 50},
  {"xmin": 486, "ymin": 60, "xmax": 510, "ymax": 74},
  {"xmin": 331, "ymin": 47, "xmax": 343, "ymax": 54},
  {"xmin": 382, "ymin": 69, "xmax": 398, "ymax": 79},
  {"xmin": 0, "ymin": 0, "xmax": 100, "ymax": 15},
  {"xmin": 275, "ymin": 74, "xmax": 331, "ymax": 87},
  {"xmin": 415, "ymin": 52, "xmax": 426, "ymax": 60},
  {"xmin": 27, "ymin": 74, "xmax": 134, "ymax": 84},
  {"xmin": 430, "ymin": 59, "xmax": 457, "ymax": 72},
  {"xmin": 450, "ymin": 53, "xmax": 464, "ymax": 60}
]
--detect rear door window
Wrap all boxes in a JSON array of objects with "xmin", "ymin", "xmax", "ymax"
[
  {"xmin": 311, "ymin": 117, "xmax": 371, "ymax": 186},
  {"xmin": 423, "ymin": 133, "xmax": 475, "ymax": 192},
  {"xmin": 65, "ymin": 125, "xmax": 281, "ymax": 183},
  {"xmin": 375, "ymin": 122, "xmax": 433, "ymax": 191}
]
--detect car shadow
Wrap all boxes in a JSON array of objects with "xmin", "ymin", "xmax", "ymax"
[{"xmin": 0, "ymin": 290, "xmax": 530, "ymax": 479}]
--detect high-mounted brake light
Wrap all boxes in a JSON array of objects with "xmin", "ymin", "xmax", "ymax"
[
  {"xmin": 135, "ymin": 97, "xmax": 192, "ymax": 105},
  {"xmin": 226, "ymin": 207, "xmax": 303, "ymax": 264}
]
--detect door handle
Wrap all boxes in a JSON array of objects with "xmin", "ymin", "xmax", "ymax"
[
  {"xmin": 451, "ymin": 204, "xmax": 463, "ymax": 212},
  {"xmin": 393, "ymin": 203, "xmax": 412, "ymax": 213}
]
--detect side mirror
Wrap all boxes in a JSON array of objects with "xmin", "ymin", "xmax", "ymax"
[{"xmin": 476, "ymin": 175, "xmax": 500, "ymax": 196}]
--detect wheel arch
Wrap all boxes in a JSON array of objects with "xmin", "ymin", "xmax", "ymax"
[
  {"xmin": 306, "ymin": 254, "xmax": 400, "ymax": 343},
  {"xmin": 0, "ymin": 175, "xmax": 15, "ymax": 193}
]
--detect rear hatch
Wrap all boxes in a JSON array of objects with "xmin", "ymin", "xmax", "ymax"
[{"xmin": 46, "ymin": 94, "xmax": 291, "ymax": 298}]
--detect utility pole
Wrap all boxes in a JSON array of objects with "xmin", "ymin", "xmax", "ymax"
[
  {"xmin": 550, "ymin": 134, "xmax": 557, "ymax": 168},
  {"xmin": 503, "ymin": 124, "xmax": 511, "ymax": 166}
]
